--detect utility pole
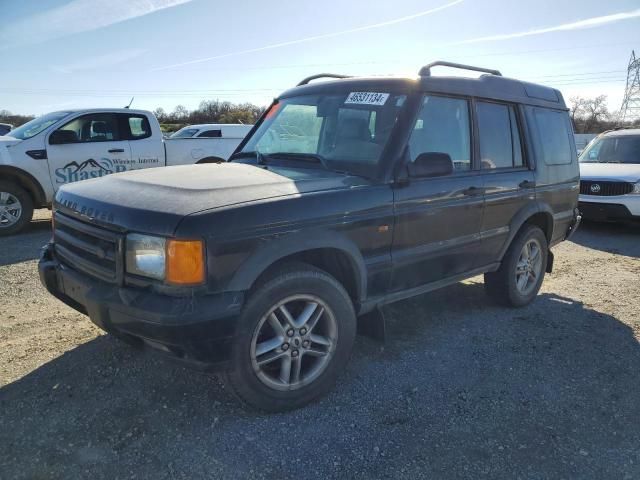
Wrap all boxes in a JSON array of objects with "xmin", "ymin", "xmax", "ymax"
[{"xmin": 619, "ymin": 50, "xmax": 640, "ymax": 124}]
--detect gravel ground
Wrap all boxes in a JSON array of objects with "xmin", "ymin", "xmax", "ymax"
[{"xmin": 1, "ymin": 210, "xmax": 639, "ymax": 479}]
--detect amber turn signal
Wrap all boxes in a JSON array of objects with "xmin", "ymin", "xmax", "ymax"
[{"xmin": 166, "ymin": 239, "xmax": 205, "ymax": 285}]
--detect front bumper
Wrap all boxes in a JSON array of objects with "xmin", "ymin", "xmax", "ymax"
[
  {"xmin": 38, "ymin": 243, "xmax": 244, "ymax": 370},
  {"xmin": 579, "ymin": 200, "xmax": 639, "ymax": 222},
  {"xmin": 579, "ymin": 193, "xmax": 640, "ymax": 220}
]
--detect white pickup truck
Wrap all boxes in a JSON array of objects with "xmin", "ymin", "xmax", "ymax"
[{"xmin": 0, "ymin": 108, "xmax": 252, "ymax": 235}]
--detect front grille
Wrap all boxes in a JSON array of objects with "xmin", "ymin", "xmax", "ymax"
[
  {"xmin": 54, "ymin": 212, "xmax": 122, "ymax": 283},
  {"xmin": 580, "ymin": 180, "xmax": 634, "ymax": 196}
]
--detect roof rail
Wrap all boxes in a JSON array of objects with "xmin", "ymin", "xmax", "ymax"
[
  {"xmin": 297, "ymin": 73, "xmax": 352, "ymax": 86},
  {"xmin": 419, "ymin": 61, "xmax": 502, "ymax": 77}
]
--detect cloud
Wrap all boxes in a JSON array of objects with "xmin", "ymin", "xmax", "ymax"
[
  {"xmin": 152, "ymin": 0, "xmax": 465, "ymax": 71},
  {"xmin": 51, "ymin": 48, "xmax": 148, "ymax": 74},
  {"xmin": 453, "ymin": 8, "xmax": 640, "ymax": 45},
  {"xmin": 0, "ymin": 0, "xmax": 193, "ymax": 49}
]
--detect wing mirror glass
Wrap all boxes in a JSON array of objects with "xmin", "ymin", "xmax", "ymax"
[
  {"xmin": 49, "ymin": 130, "xmax": 78, "ymax": 145},
  {"xmin": 407, "ymin": 152, "xmax": 454, "ymax": 178}
]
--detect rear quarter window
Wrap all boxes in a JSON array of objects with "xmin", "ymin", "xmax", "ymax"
[{"xmin": 525, "ymin": 107, "xmax": 574, "ymax": 166}]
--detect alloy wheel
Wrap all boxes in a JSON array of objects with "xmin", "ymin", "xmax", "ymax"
[{"xmin": 250, "ymin": 294, "xmax": 338, "ymax": 391}]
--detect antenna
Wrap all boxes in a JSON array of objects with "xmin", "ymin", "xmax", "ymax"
[
  {"xmin": 619, "ymin": 51, "xmax": 640, "ymax": 124},
  {"xmin": 125, "ymin": 97, "xmax": 134, "ymax": 109}
]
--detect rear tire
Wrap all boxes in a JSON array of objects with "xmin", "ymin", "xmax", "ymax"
[
  {"xmin": 225, "ymin": 263, "xmax": 356, "ymax": 412},
  {"xmin": 0, "ymin": 181, "xmax": 34, "ymax": 236},
  {"xmin": 484, "ymin": 225, "xmax": 548, "ymax": 307}
]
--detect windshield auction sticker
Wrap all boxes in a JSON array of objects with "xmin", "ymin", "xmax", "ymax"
[{"xmin": 345, "ymin": 92, "xmax": 390, "ymax": 106}]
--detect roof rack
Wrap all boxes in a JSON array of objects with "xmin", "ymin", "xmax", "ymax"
[
  {"xmin": 419, "ymin": 61, "xmax": 502, "ymax": 77},
  {"xmin": 297, "ymin": 73, "xmax": 352, "ymax": 86}
]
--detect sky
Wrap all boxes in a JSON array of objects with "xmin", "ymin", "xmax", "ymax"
[{"xmin": 1, "ymin": 0, "xmax": 639, "ymax": 116}]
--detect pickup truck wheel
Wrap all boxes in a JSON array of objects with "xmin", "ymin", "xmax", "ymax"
[
  {"xmin": 226, "ymin": 264, "xmax": 356, "ymax": 412},
  {"xmin": 484, "ymin": 225, "xmax": 547, "ymax": 307},
  {"xmin": 0, "ymin": 181, "xmax": 34, "ymax": 236}
]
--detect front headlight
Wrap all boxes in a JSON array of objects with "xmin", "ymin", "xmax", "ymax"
[
  {"xmin": 126, "ymin": 234, "xmax": 166, "ymax": 280},
  {"xmin": 633, "ymin": 182, "xmax": 640, "ymax": 194},
  {"xmin": 125, "ymin": 233, "xmax": 205, "ymax": 285}
]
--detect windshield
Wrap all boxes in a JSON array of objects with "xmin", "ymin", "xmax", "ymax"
[
  {"xmin": 8, "ymin": 111, "xmax": 72, "ymax": 140},
  {"xmin": 579, "ymin": 135, "xmax": 640, "ymax": 164},
  {"xmin": 170, "ymin": 128, "xmax": 199, "ymax": 138},
  {"xmin": 237, "ymin": 92, "xmax": 407, "ymax": 178}
]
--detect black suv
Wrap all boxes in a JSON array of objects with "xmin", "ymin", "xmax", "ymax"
[{"xmin": 39, "ymin": 62, "xmax": 581, "ymax": 411}]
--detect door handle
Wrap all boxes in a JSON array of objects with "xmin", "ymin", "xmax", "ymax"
[
  {"xmin": 463, "ymin": 186, "xmax": 484, "ymax": 196},
  {"xmin": 519, "ymin": 180, "xmax": 536, "ymax": 189},
  {"xmin": 108, "ymin": 148, "xmax": 125, "ymax": 153}
]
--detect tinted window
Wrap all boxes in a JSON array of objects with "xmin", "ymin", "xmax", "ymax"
[
  {"xmin": 127, "ymin": 115, "xmax": 151, "ymax": 140},
  {"xmin": 477, "ymin": 102, "xmax": 524, "ymax": 169},
  {"xmin": 56, "ymin": 113, "xmax": 120, "ymax": 143},
  {"xmin": 197, "ymin": 129, "xmax": 222, "ymax": 138},
  {"xmin": 408, "ymin": 96, "xmax": 471, "ymax": 172},
  {"xmin": 526, "ymin": 107, "xmax": 574, "ymax": 165}
]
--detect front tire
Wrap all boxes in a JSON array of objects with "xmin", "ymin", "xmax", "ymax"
[
  {"xmin": 225, "ymin": 263, "xmax": 356, "ymax": 412},
  {"xmin": 484, "ymin": 225, "xmax": 548, "ymax": 307},
  {"xmin": 0, "ymin": 181, "xmax": 34, "ymax": 236}
]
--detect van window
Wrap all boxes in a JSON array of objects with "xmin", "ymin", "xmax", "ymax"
[
  {"xmin": 477, "ymin": 102, "xmax": 524, "ymax": 169},
  {"xmin": 408, "ymin": 96, "xmax": 471, "ymax": 172},
  {"xmin": 525, "ymin": 107, "xmax": 574, "ymax": 165}
]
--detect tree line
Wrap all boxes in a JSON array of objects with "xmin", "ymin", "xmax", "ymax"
[
  {"xmin": 0, "ymin": 100, "xmax": 265, "ymax": 130},
  {"xmin": 569, "ymin": 95, "xmax": 640, "ymax": 134},
  {"xmin": 2, "ymin": 96, "xmax": 639, "ymax": 134}
]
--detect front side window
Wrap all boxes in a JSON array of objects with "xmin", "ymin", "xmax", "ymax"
[
  {"xmin": 525, "ymin": 107, "xmax": 574, "ymax": 165},
  {"xmin": 8, "ymin": 111, "xmax": 72, "ymax": 140},
  {"xmin": 580, "ymin": 136, "xmax": 640, "ymax": 164},
  {"xmin": 408, "ymin": 95, "xmax": 471, "ymax": 172},
  {"xmin": 238, "ymin": 92, "xmax": 407, "ymax": 178},
  {"xmin": 55, "ymin": 113, "xmax": 120, "ymax": 143},
  {"xmin": 477, "ymin": 102, "xmax": 524, "ymax": 170}
]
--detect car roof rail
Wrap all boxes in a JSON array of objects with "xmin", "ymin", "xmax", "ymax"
[
  {"xmin": 297, "ymin": 73, "xmax": 352, "ymax": 86},
  {"xmin": 419, "ymin": 61, "xmax": 502, "ymax": 77}
]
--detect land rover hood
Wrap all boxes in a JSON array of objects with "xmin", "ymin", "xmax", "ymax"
[{"xmin": 55, "ymin": 163, "xmax": 367, "ymax": 236}]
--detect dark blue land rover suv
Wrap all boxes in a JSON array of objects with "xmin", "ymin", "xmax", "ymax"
[{"xmin": 40, "ymin": 62, "xmax": 581, "ymax": 411}]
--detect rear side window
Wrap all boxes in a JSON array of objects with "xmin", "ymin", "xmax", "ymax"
[
  {"xmin": 408, "ymin": 95, "xmax": 471, "ymax": 172},
  {"xmin": 477, "ymin": 102, "xmax": 523, "ymax": 170},
  {"xmin": 126, "ymin": 115, "xmax": 151, "ymax": 140},
  {"xmin": 197, "ymin": 129, "xmax": 222, "ymax": 138},
  {"xmin": 525, "ymin": 107, "xmax": 574, "ymax": 165}
]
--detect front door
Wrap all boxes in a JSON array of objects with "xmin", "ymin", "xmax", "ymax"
[
  {"xmin": 46, "ymin": 112, "xmax": 132, "ymax": 190},
  {"xmin": 391, "ymin": 95, "xmax": 485, "ymax": 292}
]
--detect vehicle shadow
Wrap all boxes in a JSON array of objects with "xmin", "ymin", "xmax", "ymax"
[
  {"xmin": 0, "ymin": 217, "xmax": 51, "ymax": 266},
  {"xmin": 570, "ymin": 220, "xmax": 640, "ymax": 258},
  {"xmin": 1, "ymin": 282, "xmax": 639, "ymax": 479}
]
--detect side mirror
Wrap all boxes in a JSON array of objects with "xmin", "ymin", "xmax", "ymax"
[
  {"xmin": 49, "ymin": 130, "xmax": 78, "ymax": 145},
  {"xmin": 407, "ymin": 152, "xmax": 453, "ymax": 178}
]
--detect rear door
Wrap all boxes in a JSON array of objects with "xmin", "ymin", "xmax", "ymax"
[
  {"xmin": 475, "ymin": 100, "xmax": 535, "ymax": 263},
  {"xmin": 390, "ymin": 94, "xmax": 485, "ymax": 292},
  {"xmin": 122, "ymin": 113, "xmax": 164, "ymax": 169},
  {"xmin": 46, "ymin": 112, "xmax": 132, "ymax": 190}
]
